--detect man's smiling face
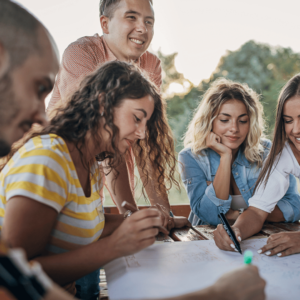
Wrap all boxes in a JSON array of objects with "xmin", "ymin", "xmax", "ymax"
[{"xmin": 103, "ymin": 0, "xmax": 154, "ymax": 61}]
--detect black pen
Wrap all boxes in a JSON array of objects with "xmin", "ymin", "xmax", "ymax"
[{"xmin": 218, "ymin": 213, "xmax": 242, "ymax": 254}]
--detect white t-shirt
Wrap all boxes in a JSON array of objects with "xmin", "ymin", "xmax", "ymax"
[{"xmin": 249, "ymin": 141, "xmax": 300, "ymax": 213}]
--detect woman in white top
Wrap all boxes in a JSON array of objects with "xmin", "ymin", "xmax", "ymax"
[{"xmin": 214, "ymin": 73, "xmax": 300, "ymax": 257}]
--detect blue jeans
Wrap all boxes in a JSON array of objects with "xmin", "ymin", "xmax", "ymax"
[{"xmin": 75, "ymin": 268, "xmax": 100, "ymax": 300}]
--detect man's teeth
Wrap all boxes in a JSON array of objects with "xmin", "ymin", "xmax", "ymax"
[
  {"xmin": 130, "ymin": 38, "xmax": 143, "ymax": 45},
  {"xmin": 296, "ymin": 138, "xmax": 300, "ymax": 141}
]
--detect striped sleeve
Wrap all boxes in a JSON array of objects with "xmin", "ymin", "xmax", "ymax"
[{"xmin": 3, "ymin": 148, "xmax": 68, "ymax": 212}]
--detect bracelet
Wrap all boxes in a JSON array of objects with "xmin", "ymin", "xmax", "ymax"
[{"xmin": 124, "ymin": 210, "xmax": 133, "ymax": 219}]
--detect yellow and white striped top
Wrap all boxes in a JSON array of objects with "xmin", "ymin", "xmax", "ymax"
[{"xmin": 0, "ymin": 134, "xmax": 105, "ymax": 254}]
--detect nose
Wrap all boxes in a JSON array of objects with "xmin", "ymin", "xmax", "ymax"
[
  {"xmin": 292, "ymin": 120, "xmax": 300, "ymax": 135},
  {"xmin": 229, "ymin": 120, "xmax": 239, "ymax": 133},
  {"xmin": 33, "ymin": 102, "xmax": 49, "ymax": 127},
  {"xmin": 136, "ymin": 19, "xmax": 147, "ymax": 34},
  {"xmin": 135, "ymin": 123, "xmax": 146, "ymax": 140}
]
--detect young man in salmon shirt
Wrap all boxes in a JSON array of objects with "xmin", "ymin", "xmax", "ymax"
[{"xmin": 47, "ymin": 0, "xmax": 189, "ymax": 229}]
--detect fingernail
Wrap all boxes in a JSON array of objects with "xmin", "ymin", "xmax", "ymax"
[
  {"xmin": 234, "ymin": 248, "xmax": 238, "ymax": 252},
  {"xmin": 238, "ymin": 236, "xmax": 242, "ymax": 242},
  {"xmin": 265, "ymin": 251, "xmax": 271, "ymax": 256},
  {"xmin": 230, "ymin": 244, "xmax": 235, "ymax": 249},
  {"xmin": 257, "ymin": 249, "xmax": 262, "ymax": 254},
  {"xmin": 277, "ymin": 253, "xmax": 282, "ymax": 257}
]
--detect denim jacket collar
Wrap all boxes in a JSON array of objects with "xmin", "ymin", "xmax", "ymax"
[{"xmin": 209, "ymin": 147, "xmax": 251, "ymax": 176}]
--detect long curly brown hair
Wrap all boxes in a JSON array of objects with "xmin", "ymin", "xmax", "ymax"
[{"xmin": 1, "ymin": 61, "xmax": 178, "ymax": 195}]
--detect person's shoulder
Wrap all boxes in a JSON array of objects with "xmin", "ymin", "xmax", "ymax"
[
  {"xmin": 63, "ymin": 34, "xmax": 104, "ymax": 60},
  {"xmin": 274, "ymin": 141, "xmax": 298, "ymax": 174},
  {"xmin": 260, "ymin": 138, "xmax": 272, "ymax": 149},
  {"xmin": 140, "ymin": 51, "xmax": 161, "ymax": 72}
]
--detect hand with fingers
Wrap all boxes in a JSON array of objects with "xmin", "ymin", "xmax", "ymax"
[
  {"xmin": 173, "ymin": 216, "xmax": 192, "ymax": 229},
  {"xmin": 212, "ymin": 265, "xmax": 266, "ymax": 300},
  {"xmin": 154, "ymin": 204, "xmax": 192, "ymax": 231},
  {"xmin": 206, "ymin": 132, "xmax": 232, "ymax": 157},
  {"xmin": 153, "ymin": 203, "xmax": 170, "ymax": 229},
  {"xmin": 213, "ymin": 224, "xmax": 242, "ymax": 252},
  {"xmin": 258, "ymin": 231, "xmax": 300, "ymax": 257},
  {"xmin": 109, "ymin": 208, "xmax": 165, "ymax": 257}
]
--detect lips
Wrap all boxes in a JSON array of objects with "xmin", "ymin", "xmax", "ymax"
[
  {"xmin": 225, "ymin": 136, "xmax": 240, "ymax": 141},
  {"xmin": 293, "ymin": 136, "xmax": 300, "ymax": 143},
  {"xmin": 129, "ymin": 38, "xmax": 145, "ymax": 46}
]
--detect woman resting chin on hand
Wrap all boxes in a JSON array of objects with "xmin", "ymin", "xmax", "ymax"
[
  {"xmin": 179, "ymin": 79, "xmax": 298, "ymax": 244},
  {"xmin": 213, "ymin": 74, "xmax": 300, "ymax": 255}
]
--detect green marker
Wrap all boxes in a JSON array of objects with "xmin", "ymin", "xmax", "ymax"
[{"xmin": 244, "ymin": 250, "xmax": 253, "ymax": 265}]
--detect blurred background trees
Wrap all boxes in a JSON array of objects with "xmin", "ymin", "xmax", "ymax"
[{"xmin": 105, "ymin": 41, "xmax": 300, "ymax": 205}]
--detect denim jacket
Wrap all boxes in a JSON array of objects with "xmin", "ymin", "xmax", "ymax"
[{"xmin": 178, "ymin": 139, "xmax": 300, "ymax": 226}]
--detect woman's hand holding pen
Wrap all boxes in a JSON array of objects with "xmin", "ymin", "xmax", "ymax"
[
  {"xmin": 108, "ymin": 208, "xmax": 166, "ymax": 257},
  {"xmin": 214, "ymin": 224, "xmax": 242, "ymax": 252},
  {"xmin": 153, "ymin": 204, "xmax": 192, "ymax": 231}
]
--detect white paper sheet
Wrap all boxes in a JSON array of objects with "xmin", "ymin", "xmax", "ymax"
[{"xmin": 104, "ymin": 238, "xmax": 300, "ymax": 300}]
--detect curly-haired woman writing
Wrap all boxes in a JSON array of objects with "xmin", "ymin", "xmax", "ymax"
[{"xmin": 0, "ymin": 61, "xmax": 176, "ymax": 297}]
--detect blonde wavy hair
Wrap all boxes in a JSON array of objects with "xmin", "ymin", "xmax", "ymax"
[{"xmin": 184, "ymin": 78, "xmax": 266, "ymax": 166}]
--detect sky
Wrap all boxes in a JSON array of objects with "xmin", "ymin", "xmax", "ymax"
[{"xmin": 18, "ymin": 0, "xmax": 300, "ymax": 88}]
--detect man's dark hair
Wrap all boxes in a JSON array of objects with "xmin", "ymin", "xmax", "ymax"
[
  {"xmin": 99, "ymin": 0, "xmax": 153, "ymax": 18},
  {"xmin": 0, "ymin": 0, "xmax": 41, "ymax": 71}
]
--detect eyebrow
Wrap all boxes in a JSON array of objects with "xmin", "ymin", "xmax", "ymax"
[
  {"xmin": 219, "ymin": 113, "xmax": 248, "ymax": 118},
  {"xmin": 283, "ymin": 115, "xmax": 300, "ymax": 118},
  {"xmin": 125, "ymin": 10, "xmax": 155, "ymax": 20},
  {"xmin": 135, "ymin": 108, "xmax": 147, "ymax": 117}
]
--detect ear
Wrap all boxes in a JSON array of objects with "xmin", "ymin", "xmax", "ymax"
[
  {"xmin": 0, "ymin": 43, "xmax": 9, "ymax": 78},
  {"xmin": 100, "ymin": 15, "xmax": 110, "ymax": 34}
]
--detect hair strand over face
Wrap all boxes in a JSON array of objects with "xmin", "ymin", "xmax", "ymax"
[{"xmin": 254, "ymin": 73, "xmax": 300, "ymax": 192}]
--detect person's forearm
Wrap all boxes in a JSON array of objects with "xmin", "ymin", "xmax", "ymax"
[
  {"xmin": 212, "ymin": 154, "xmax": 232, "ymax": 200},
  {"xmin": 34, "ymin": 234, "xmax": 120, "ymax": 286},
  {"xmin": 233, "ymin": 207, "xmax": 268, "ymax": 240},
  {"xmin": 101, "ymin": 214, "xmax": 124, "ymax": 238},
  {"xmin": 104, "ymin": 159, "xmax": 137, "ymax": 214},
  {"xmin": 266, "ymin": 205, "xmax": 285, "ymax": 222},
  {"xmin": 158, "ymin": 285, "xmax": 219, "ymax": 300},
  {"xmin": 44, "ymin": 284, "xmax": 76, "ymax": 300}
]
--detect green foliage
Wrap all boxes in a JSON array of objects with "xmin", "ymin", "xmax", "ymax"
[
  {"xmin": 157, "ymin": 50, "xmax": 186, "ymax": 94},
  {"xmin": 165, "ymin": 40, "xmax": 300, "ymax": 152}
]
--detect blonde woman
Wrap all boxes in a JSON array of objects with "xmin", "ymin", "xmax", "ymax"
[{"xmin": 178, "ymin": 78, "xmax": 300, "ymax": 229}]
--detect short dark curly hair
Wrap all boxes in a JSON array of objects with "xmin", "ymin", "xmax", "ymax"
[{"xmin": 99, "ymin": 0, "xmax": 153, "ymax": 18}]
